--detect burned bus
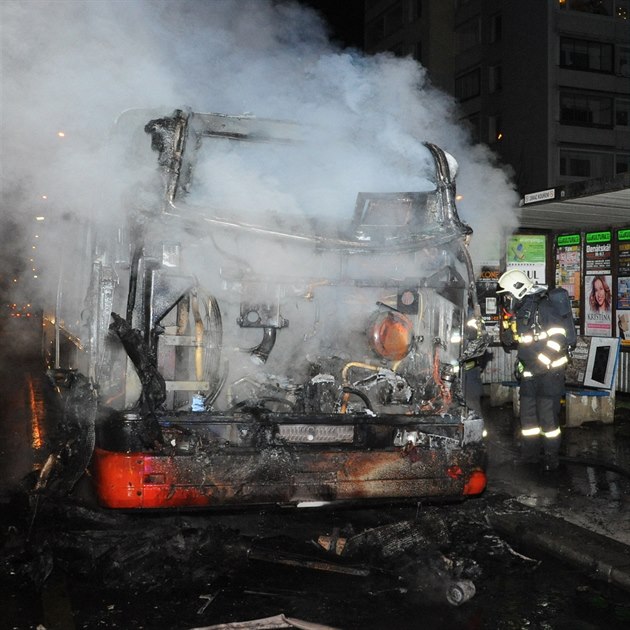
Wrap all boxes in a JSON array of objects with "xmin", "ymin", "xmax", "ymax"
[{"xmin": 44, "ymin": 109, "xmax": 488, "ymax": 509}]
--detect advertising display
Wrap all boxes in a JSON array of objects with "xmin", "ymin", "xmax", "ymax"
[
  {"xmin": 584, "ymin": 231, "xmax": 612, "ymax": 274},
  {"xmin": 585, "ymin": 273, "xmax": 613, "ymax": 336},
  {"xmin": 474, "ymin": 264, "xmax": 500, "ymax": 342},
  {"xmin": 476, "ymin": 266, "xmax": 500, "ymax": 324},
  {"xmin": 584, "ymin": 232, "xmax": 612, "ymax": 337},
  {"xmin": 565, "ymin": 336, "xmax": 620, "ymax": 390},
  {"xmin": 564, "ymin": 336, "xmax": 590, "ymax": 387},
  {"xmin": 617, "ymin": 308, "xmax": 630, "ymax": 345},
  {"xmin": 617, "ymin": 276, "xmax": 630, "ymax": 344},
  {"xmin": 476, "ymin": 242, "xmax": 502, "ymax": 340},
  {"xmin": 617, "ymin": 228, "xmax": 630, "ymax": 345},
  {"xmin": 555, "ymin": 233, "xmax": 581, "ymax": 325},
  {"xmin": 617, "ymin": 228, "xmax": 630, "ymax": 275},
  {"xmin": 505, "ymin": 234, "xmax": 546, "ymax": 284}
]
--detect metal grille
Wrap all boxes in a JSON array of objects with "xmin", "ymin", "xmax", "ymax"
[
  {"xmin": 616, "ymin": 349, "xmax": 630, "ymax": 393},
  {"xmin": 482, "ymin": 345, "xmax": 517, "ymax": 384},
  {"xmin": 278, "ymin": 424, "xmax": 355, "ymax": 443}
]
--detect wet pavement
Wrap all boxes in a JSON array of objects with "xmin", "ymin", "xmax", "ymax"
[
  {"xmin": 4, "ymin": 491, "xmax": 630, "ymax": 630},
  {"xmin": 485, "ymin": 396, "xmax": 630, "ymax": 548},
  {"xmin": 2, "ymin": 318, "xmax": 630, "ymax": 629}
]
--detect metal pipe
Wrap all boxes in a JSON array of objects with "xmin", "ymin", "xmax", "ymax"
[
  {"xmin": 249, "ymin": 327, "xmax": 277, "ymax": 364},
  {"xmin": 126, "ymin": 246, "xmax": 142, "ymax": 325},
  {"xmin": 163, "ymin": 202, "xmax": 466, "ymax": 254},
  {"xmin": 54, "ymin": 266, "xmax": 63, "ymax": 369}
]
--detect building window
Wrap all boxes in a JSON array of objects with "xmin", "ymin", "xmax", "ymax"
[
  {"xmin": 615, "ymin": 0, "xmax": 630, "ymax": 19},
  {"xmin": 560, "ymin": 92, "xmax": 613, "ymax": 127},
  {"xmin": 455, "ymin": 68, "xmax": 481, "ymax": 101},
  {"xmin": 366, "ymin": 3, "xmax": 404, "ymax": 46},
  {"xmin": 408, "ymin": 0, "xmax": 422, "ymax": 21},
  {"xmin": 559, "ymin": 0, "xmax": 613, "ymax": 16},
  {"xmin": 560, "ymin": 37, "xmax": 613, "ymax": 72},
  {"xmin": 390, "ymin": 42, "xmax": 404, "ymax": 57},
  {"xmin": 559, "ymin": 0, "xmax": 629, "ymax": 18},
  {"xmin": 488, "ymin": 115, "xmax": 503, "ymax": 143},
  {"xmin": 488, "ymin": 65, "xmax": 503, "ymax": 93},
  {"xmin": 384, "ymin": 2, "xmax": 403, "ymax": 37},
  {"xmin": 617, "ymin": 154, "xmax": 630, "ymax": 173},
  {"xmin": 616, "ymin": 99, "xmax": 630, "ymax": 126},
  {"xmin": 411, "ymin": 41, "xmax": 422, "ymax": 63},
  {"xmin": 456, "ymin": 18, "xmax": 481, "ymax": 53},
  {"xmin": 619, "ymin": 46, "xmax": 630, "ymax": 76},
  {"xmin": 366, "ymin": 16, "xmax": 385, "ymax": 47},
  {"xmin": 465, "ymin": 113, "xmax": 481, "ymax": 144},
  {"xmin": 560, "ymin": 150, "xmax": 614, "ymax": 178},
  {"xmin": 489, "ymin": 13, "xmax": 502, "ymax": 43}
]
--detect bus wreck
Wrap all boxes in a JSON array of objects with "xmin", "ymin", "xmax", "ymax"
[{"xmin": 47, "ymin": 109, "xmax": 488, "ymax": 509}]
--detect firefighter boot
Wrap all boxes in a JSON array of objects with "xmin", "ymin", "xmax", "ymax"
[
  {"xmin": 519, "ymin": 434, "xmax": 541, "ymax": 464},
  {"xmin": 542, "ymin": 434, "xmax": 561, "ymax": 472}
]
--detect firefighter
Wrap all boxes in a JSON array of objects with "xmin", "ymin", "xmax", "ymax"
[{"xmin": 497, "ymin": 269, "xmax": 571, "ymax": 472}]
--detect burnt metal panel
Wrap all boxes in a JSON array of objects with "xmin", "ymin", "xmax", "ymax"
[
  {"xmin": 92, "ymin": 444, "xmax": 484, "ymax": 509},
  {"xmin": 482, "ymin": 345, "xmax": 518, "ymax": 384}
]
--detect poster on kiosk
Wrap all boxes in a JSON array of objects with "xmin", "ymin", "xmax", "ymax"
[
  {"xmin": 505, "ymin": 234, "xmax": 546, "ymax": 284},
  {"xmin": 616, "ymin": 228, "xmax": 630, "ymax": 346},
  {"xmin": 555, "ymin": 233, "xmax": 581, "ymax": 331},
  {"xmin": 584, "ymin": 231, "xmax": 612, "ymax": 337}
]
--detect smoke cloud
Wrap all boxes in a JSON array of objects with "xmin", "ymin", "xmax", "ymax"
[{"xmin": 1, "ymin": 0, "xmax": 519, "ymax": 312}]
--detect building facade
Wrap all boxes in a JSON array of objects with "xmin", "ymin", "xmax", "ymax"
[{"xmin": 364, "ymin": 0, "xmax": 630, "ymax": 196}]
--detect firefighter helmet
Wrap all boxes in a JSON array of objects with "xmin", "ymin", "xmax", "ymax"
[{"xmin": 497, "ymin": 269, "xmax": 533, "ymax": 300}]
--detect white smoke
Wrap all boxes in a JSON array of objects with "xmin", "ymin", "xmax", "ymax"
[{"xmin": 1, "ymin": 0, "xmax": 519, "ymax": 309}]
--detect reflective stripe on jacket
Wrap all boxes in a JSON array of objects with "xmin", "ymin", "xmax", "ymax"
[{"xmin": 509, "ymin": 292, "xmax": 570, "ymax": 378}]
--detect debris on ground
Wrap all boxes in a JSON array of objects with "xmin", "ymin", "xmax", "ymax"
[{"xmin": 188, "ymin": 613, "xmax": 341, "ymax": 629}]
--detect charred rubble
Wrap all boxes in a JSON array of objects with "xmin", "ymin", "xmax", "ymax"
[{"xmin": 0, "ymin": 489, "xmax": 541, "ymax": 610}]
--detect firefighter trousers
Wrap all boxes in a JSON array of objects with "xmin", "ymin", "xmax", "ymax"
[{"xmin": 518, "ymin": 371, "xmax": 564, "ymax": 465}]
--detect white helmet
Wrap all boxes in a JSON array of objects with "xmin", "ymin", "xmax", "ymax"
[{"xmin": 497, "ymin": 269, "xmax": 533, "ymax": 300}]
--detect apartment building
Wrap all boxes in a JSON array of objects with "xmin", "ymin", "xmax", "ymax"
[{"xmin": 364, "ymin": 0, "xmax": 630, "ymax": 197}]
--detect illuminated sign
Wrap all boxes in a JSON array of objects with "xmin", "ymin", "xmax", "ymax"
[
  {"xmin": 586, "ymin": 231, "xmax": 611, "ymax": 243},
  {"xmin": 557, "ymin": 234, "xmax": 580, "ymax": 246},
  {"xmin": 618, "ymin": 229, "xmax": 630, "ymax": 241}
]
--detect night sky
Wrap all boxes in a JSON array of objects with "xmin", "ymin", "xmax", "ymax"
[{"xmin": 299, "ymin": 0, "xmax": 365, "ymax": 49}]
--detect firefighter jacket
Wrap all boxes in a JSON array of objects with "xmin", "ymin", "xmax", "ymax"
[{"xmin": 500, "ymin": 291, "xmax": 570, "ymax": 379}]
